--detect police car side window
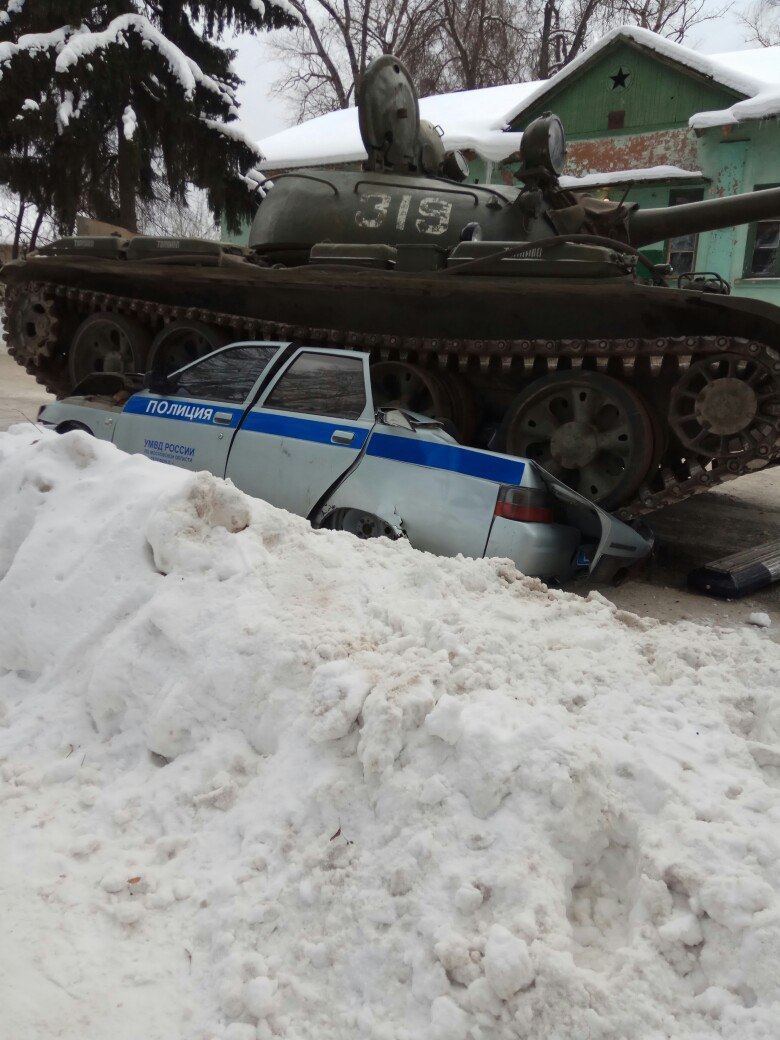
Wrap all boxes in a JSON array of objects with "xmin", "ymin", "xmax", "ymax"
[
  {"xmin": 264, "ymin": 353, "xmax": 366, "ymax": 419},
  {"xmin": 174, "ymin": 345, "xmax": 277, "ymax": 403}
]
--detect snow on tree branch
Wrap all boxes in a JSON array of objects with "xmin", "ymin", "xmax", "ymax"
[
  {"xmin": 54, "ymin": 14, "xmax": 236, "ymax": 107},
  {"xmin": 0, "ymin": 26, "xmax": 75, "ymax": 70},
  {"xmin": 204, "ymin": 118, "xmax": 264, "ymax": 155},
  {"xmin": 249, "ymin": 0, "xmax": 301, "ymax": 22},
  {"xmin": 0, "ymin": 0, "xmax": 25, "ymax": 27}
]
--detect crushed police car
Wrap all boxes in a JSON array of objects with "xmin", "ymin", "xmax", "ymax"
[{"xmin": 37, "ymin": 342, "xmax": 652, "ymax": 583}]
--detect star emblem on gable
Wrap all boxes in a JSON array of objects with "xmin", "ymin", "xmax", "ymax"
[{"xmin": 610, "ymin": 66, "xmax": 630, "ymax": 90}]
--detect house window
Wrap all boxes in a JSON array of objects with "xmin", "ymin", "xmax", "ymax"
[
  {"xmin": 666, "ymin": 188, "xmax": 704, "ymax": 276},
  {"xmin": 745, "ymin": 186, "xmax": 780, "ymax": 278}
]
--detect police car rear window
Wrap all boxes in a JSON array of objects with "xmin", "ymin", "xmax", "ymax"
[
  {"xmin": 263, "ymin": 353, "xmax": 366, "ymax": 419},
  {"xmin": 174, "ymin": 345, "xmax": 278, "ymax": 403}
]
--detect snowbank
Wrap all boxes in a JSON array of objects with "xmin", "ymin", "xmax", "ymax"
[{"xmin": 1, "ymin": 427, "xmax": 780, "ymax": 1040}]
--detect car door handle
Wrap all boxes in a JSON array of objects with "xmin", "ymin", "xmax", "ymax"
[
  {"xmin": 331, "ymin": 429, "xmax": 355, "ymax": 444},
  {"xmin": 214, "ymin": 411, "xmax": 233, "ymax": 425}
]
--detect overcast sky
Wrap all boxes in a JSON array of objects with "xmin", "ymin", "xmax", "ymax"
[{"xmin": 229, "ymin": 0, "xmax": 761, "ymax": 145}]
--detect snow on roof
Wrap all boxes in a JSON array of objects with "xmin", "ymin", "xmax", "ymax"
[
  {"xmin": 3, "ymin": 426, "xmax": 780, "ymax": 1038},
  {"xmin": 688, "ymin": 45, "xmax": 780, "ymax": 129},
  {"xmin": 501, "ymin": 26, "xmax": 780, "ymax": 131},
  {"xmin": 256, "ymin": 80, "xmax": 538, "ymax": 170},
  {"xmin": 256, "ymin": 28, "xmax": 780, "ymax": 171},
  {"xmin": 560, "ymin": 165, "xmax": 705, "ymax": 189}
]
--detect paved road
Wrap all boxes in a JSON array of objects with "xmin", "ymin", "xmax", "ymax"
[
  {"xmin": 1, "ymin": 344, "xmax": 778, "ymax": 630},
  {"xmin": 0, "ymin": 343, "xmax": 53, "ymax": 431}
]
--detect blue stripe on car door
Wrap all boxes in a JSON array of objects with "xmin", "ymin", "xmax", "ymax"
[
  {"xmin": 123, "ymin": 396, "xmax": 525, "ymax": 483},
  {"xmin": 241, "ymin": 411, "xmax": 368, "ymax": 448},
  {"xmin": 366, "ymin": 432, "xmax": 525, "ymax": 485}
]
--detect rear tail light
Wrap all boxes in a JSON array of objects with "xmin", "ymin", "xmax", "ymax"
[{"xmin": 494, "ymin": 485, "xmax": 555, "ymax": 523}]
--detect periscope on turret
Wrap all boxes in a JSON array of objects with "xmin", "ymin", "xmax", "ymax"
[{"xmin": 2, "ymin": 54, "xmax": 780, "ymax": 520}]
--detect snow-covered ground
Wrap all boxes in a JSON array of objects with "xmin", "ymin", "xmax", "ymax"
[{"xmin": 1, "ymin": 427, "xmax": 780, "ymax": 1040}]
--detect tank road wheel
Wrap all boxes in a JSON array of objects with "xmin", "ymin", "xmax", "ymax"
[
  {"xmin": 147, "ymin": 320, "xmax": 227, "ymax": 374},
  {"xmin": 504, "ymin": 371, "xmax": 655, "ymax": 509},
  {"xmin": 440, "ymin": 372, "xmax": 479, "ymax": 443},
  {"xmin": 370, "ymin": 361, "xmax": 453, "ymax": 423},
  {"xmin": 69, "ymin": 312, "xmax": 149, "ymax": 385},
  {"xmin": 669, "ymin": 353, "xmax": 780, "ymax": 458}
]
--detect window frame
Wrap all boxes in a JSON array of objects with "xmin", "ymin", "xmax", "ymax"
[
  {"xmin": 168, "ymin": 340, "xmax": 288, "ymax": 405},
  {"xmin": 256, "ymin": 348, "xmax": 374, "ymax": 422},
  {"xmin": 665, "ymin": 187, "xmax": 705, "ymax": 277},
  {"xmin": 743, "ymin": 183, "xmax": 780, "ymax": 279}
]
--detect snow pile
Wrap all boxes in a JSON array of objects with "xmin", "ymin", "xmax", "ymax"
[{"xmin": 1, "ymin": 427, "xmax": 780, "ymax": 1040}]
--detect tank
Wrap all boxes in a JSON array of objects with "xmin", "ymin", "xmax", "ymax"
[{"xmin": 3, "ymin": 54, "xmax": 780, "ymax": 518}]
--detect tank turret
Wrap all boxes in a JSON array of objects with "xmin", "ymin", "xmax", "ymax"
[{"xmin": 3, "ymin": 52, "xmax": 780, "ymax": 520}]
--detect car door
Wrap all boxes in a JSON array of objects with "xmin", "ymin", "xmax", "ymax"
[
  {"xmin": 114, "ymin": 342, "xmax": 284, "ymax": 474},
  {"xmin": 225, "ymin": 349, "xmax": 375, "ymax": 517}
]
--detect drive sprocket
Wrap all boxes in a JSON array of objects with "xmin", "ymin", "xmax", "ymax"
[
  {"xmin": 669, "ymin": 352, "xmax": 780, "ymax": 458},
  {"xmin": 4, "ymin": 285, "xmax": 59, "ymax": 365}
]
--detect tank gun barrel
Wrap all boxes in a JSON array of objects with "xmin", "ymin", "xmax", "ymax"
[{"xmin": 627, "ymin": 186, "xmax": 780, "ymax": 247}]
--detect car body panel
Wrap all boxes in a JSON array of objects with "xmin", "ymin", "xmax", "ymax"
[
  {"xmin": 323, "ymin": 424, "xmax": 515, "ymax": 559},
  {"xmin": 485, "ymin": 516, "xmax": 581, "ymax": 579},
  {"xmin": 37, "ymin": 340, "xmax": 653, "ymax": 581},
  {"xmin": 37, "ymin": 397, "xmax": 122, "ymax": 440},
  {"xmin": 226, "ymin": 347, "xmax": 375, "ymax": 516},
  {"xmin": 115, "ymin": 392, "xmax": 241, "ymax": 472}
]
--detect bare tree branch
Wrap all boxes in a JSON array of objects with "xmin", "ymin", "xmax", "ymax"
[{"xmin": 271, "ymin": 0, "xmax": 724, "ymax": 125}]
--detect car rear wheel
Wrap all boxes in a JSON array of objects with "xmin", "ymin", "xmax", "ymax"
[{"xmin": 324, "ymin": 508, "xmax": 401, "ymax": 540}]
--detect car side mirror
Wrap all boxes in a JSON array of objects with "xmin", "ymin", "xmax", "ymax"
[
  {"xmin": 144, "ymin": 370, "xmax": 171, "ymax": 395},
  {"xmin": 380, "ymin": 408, "xmax": 415, "ymax": 431}
]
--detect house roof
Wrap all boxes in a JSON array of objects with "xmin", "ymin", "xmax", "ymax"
[
  {"xmin": 503, "ymin": 26, "xmax": 780, "ymax": 131},
  {"xmin": 255, "ymin": 80, "xmax": 540, "ymax": 171},
  {"xmin": 255, "ymin": 28, "xmax": 780, "ymax": 171}
]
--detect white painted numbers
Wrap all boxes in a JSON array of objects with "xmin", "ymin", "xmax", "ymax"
[
  {"xmin": 354, "ymin": 192, "xmax": 392, "ymax": 229},
  {"xmin": 415, "ymin": 196, "xmax": 453, "ymax": 236},
  {"xmin": 355, "ymin": 192, "xmax": 452, "ymax": 236}
]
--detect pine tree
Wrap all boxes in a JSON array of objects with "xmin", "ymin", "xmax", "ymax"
[{"xmin": 0, "ymin": 1, "xmax": 295, "ymax": 241}]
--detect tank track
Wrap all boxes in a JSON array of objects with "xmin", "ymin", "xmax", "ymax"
[{"xmin": 6, "ymin": 280, "xmax": 780, "ymax": 522}]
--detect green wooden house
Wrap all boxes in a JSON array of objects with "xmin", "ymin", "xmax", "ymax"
[{"xmin": 491, "ymin": 27, "xmax": 780, "ymax": 305}]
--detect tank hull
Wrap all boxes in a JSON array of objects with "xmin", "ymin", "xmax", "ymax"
[
  {"xmin": 4, "ymin": 254, "xmax": 780, "ymax": 520},
  {"xmin": 6, "ymin": 254, "xmax": 780, "ymax": 344}
]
